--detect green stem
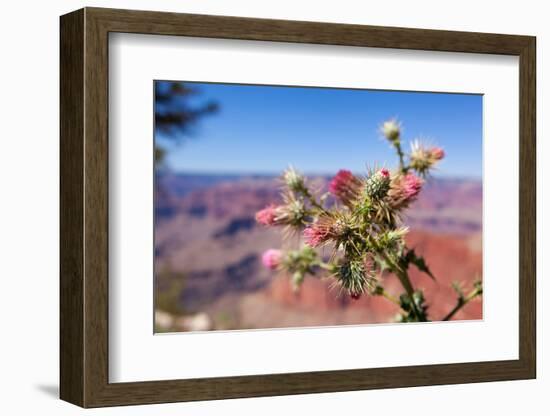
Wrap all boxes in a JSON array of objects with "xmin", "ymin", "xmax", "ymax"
[
  {"xmin": 382, "ymin": 253, "xmax": 414, "ymax": 295},
  {"xmin": 302, "ymin": 188, "xmax": 329, "ymax": 214},
  {"xmin": 381, "ymin": 253, "xmax": 426, "ymax": 322},
  {"xmin": 395, "ymin": 269, "xmax": 415, "ymax": 297},
  {"xmin": 379, "ymin": 289, "xmax": 400, "ymax": 306},
  {"xmin": 395, "ymin": 142, "xmax": 407, "ymax": 174},
  {"xmin": 442, "ymin": 288, "xmax": 482, "ymax": 321},
  {"xmin": 309, "ymin": 196, "xmax": 327, "ymax": 212},
  {"xmin": 318, "ymin": 262, "xmax": 335, "ymax": 272},
  {"xmin": 395, "ymin": 269, "xmax": 425, "ymax": 321}
]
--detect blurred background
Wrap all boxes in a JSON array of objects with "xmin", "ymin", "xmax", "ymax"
[{"xmin": 154, "ymin": 81, "xmax": 483, "ymax": 332}]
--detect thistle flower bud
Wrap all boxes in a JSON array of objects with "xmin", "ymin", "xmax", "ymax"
[
  {"xmin": 409, "ymin": 141, "xmax": 445, "ymax": 176},
  {"xmin": 335, "ymin": 258, "xmax": 377, "ymax": 298},
  {"xmin": 387, "ymin": 173, "xmax": 423, "ymax": 210},
  {"xmin": 255, "ymin": 205, "xmax": 277, "ymax": 226},
  {"xmin": 255, "ymin": 196, "xmax": 307, "ymax": 228},
  {"xmin": 329, "ymin": 169, "xmax": 363, "ymax": 206},
  {"xmin": 409, "ymin": 141, "xmax": 432, "ymax": 175},
  {"xmin": 303, "ymin": 214, "xmax": 349, "ymax": 247},
  {"xmin": 379, "ymin": 168, "xmax": 390, "ymax": 179},
  {"xmin": 261, "ymin": 249, "xmax": 283, "ymax": 270},
  {"xmin": 303, "ymin": 223, "xmax": 331, "ymax": 248},
  {"xmin": 376, "ymin": 227, "xmax": 409, "ymax": 250},
  {"xmin": 283, "ymin": 166, "xmax": 306, "ymax": 193},
  {"xmin": 280, "ymin": 197, "xmax": 307, "ymax": 227},
  {"xmin": 380, "ymin": 119, "xmax": 401, "ymax": 143},
  {"xmin": 282, "ymin": 246, "xmax": 318, "ymax": 291},
  {"xmin": 430, "ymin": 147, "xmax": 445, "ymax": 160},
  {"xmin": 402, "ymin": 173, "xmax": 423, "ymax": 199},
  {"xmin": 292, "ymin": 271, "xmax": 305, "ymax": 290},
  {"xmin": 364, "ymin": 168, "xmax": 391, "ymax": 199}
]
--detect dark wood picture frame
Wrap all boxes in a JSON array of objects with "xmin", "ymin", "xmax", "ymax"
[{"xmin": 60, "ymin": 7, "xmax": 536, "ymax": 408}]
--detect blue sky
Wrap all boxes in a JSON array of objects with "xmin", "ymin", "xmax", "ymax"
[{"xmin": 156, "ymin": 81, "xmax": 482, "ymax": 178}]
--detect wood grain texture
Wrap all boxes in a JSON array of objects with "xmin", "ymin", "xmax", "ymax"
[
  {"xmin": 83, "ymin": 9, "xmax": 110, "ymax": 406},
  {"xmin": 518, "ymin": 38, "xmax": 536, "ymax": 376},
  {"xmin": 59, "ymin": 7, "xmax": 537, "ymax": 408},
  {"xmin": 59, "ymin": 8, "xmax": 84, "ymax": 406}
]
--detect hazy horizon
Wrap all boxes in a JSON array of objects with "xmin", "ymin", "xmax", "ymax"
[{"xmin": 159, "ymin": 169, "xmax": 483, "ymax": 181}]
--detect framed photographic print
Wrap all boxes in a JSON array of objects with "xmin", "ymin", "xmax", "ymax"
[{"xmin": 60, "ymin": 7, "xmax": 536, "ymax": 408}]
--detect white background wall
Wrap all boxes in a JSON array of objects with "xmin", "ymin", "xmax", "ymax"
[{"xmin": 0, "ymin": 0, "xmax": 546, "ymax": 414}]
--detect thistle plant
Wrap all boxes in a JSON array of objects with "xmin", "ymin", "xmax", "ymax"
[{"xmin": 256, "ymin": 119, "xmax": 482, "ymax": 322}]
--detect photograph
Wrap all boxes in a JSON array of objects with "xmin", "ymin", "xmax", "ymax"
[{"xmin": 153, "ymin": 81, "xmax": 483, "ymax": 333}]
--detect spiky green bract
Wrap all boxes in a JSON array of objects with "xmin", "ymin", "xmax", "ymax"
[
  {"xmin": 354, "ymin": 197, "xmax": 401, "ymax": 229},
  {"xmin": 372, "ymin": 227, "xmax": 408, "ymax": 252},
  {"xmin": 364, "ymin": 169, "xmax": 391, "ymax": 200},
  {"xmin": 333, "ymin": 258, "xmax": 377, "ymax": 298},
  {"xmin": 353, "ymin": 169, "xmax": 404, "ymax": 228}
]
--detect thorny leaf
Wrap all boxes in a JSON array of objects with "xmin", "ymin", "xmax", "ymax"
[{"xmin": 405, "ymin": 249, "xmax": 436, "ymax": 280}]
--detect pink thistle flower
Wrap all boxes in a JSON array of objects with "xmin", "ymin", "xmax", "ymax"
[
  {"xmin": 402, "ymin": 173, "xmax": 423, "ymax": 199},
  {"xmin": 378, "ymin": 168, "xmax": 390, "ymax": 179},
  {"xmin": 303, "ymin": 215, "xmax": 345, "ymax": 247},
  {"xmin": 387, "ymin": 173, "xmax": 424, "ymax": 210},
  {"xmin": 329, "ymin": 169, "xmax": 353, "ymax": 194},
  {"xmin": 430, "ymin": 147, "xmax": 445, "ymax": 160},
  {"xmin": 329, "ymin": 169, "xmax": 363, "ymax": 206},
  {"xmin": 256, "ymin": 196, "xmax": 307, "ymax": 228},
  {"xmin": 303, "ymin": 225, "xmax": 329, "ymax": 247},
  {"xmin": 255, "ymin": 205, "xmax": 277, "ymax": 226},
  {"xmin": 261, "ymin": 249, "xmax": 283, "ymax": 270}
]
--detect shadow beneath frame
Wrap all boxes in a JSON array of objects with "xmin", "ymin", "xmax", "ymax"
[{"xmin": 35, "ymin": 384, "xmax": 59, "ymax": 399}]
